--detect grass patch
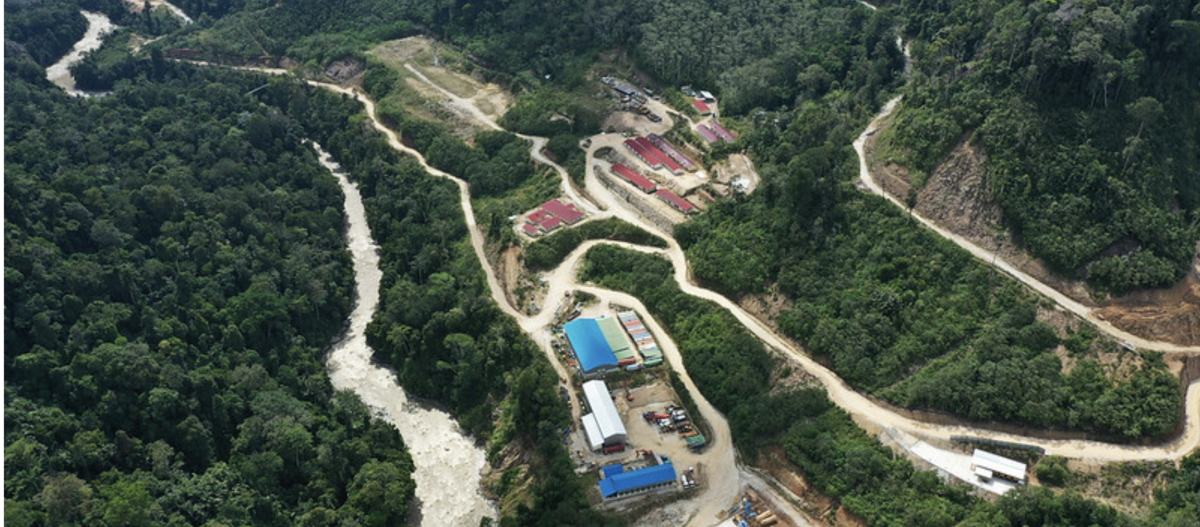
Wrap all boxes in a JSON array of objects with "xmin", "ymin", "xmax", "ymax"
[{"xmin": 524, "ymin": 218, "xmax": 668, "ymax": 271}]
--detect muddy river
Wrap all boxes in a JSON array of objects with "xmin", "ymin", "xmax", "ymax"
[
  {"xmin": 313, "ymin": 143, "xmax": 497, "ymax": 526},
  {"xmin": 45, "ymin": 11, "xmax": 116, "ymax": 97}
]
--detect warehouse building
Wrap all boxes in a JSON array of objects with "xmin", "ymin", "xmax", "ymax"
[
  {"xmin": 582, "ymin": 380, "xmax": 628, "ymax": 453},
  {"xmin": 598, "ymin": 463, "xmax": 678, "ymax": 500},
  {"xmin": 972, "ymin": 449, "xmax": 1027, "ymax": 484},
  {"xmin": 597, "ymin": 316, "xmax": 637, "ymax": 366},
  {"xmin": 610, "ymin": 80, "xmax": 638, "ymax": 96},
  {"xmin": 565, "ymin": 318, "xmax": 619, "ymax": 377}
]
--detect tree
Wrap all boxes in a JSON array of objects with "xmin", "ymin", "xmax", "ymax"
[
  {"xmin": 345, "ymin": 461, "xmax": 415, "ymax": 527},
  {"xmin": 35, "ymin": 473, "xmax": 93, "ymax": 526}
]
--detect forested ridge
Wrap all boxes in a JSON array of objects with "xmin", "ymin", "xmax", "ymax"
[
  {"xmin": 4, "ymin": 42, "xmax": 415, "ymax": 526},
  {"xmin": 11, "ymin": 0, "xmax": 1200, "ymax": 525},
  {"xmin": 883, "ymin": 0, "xmax": 1200, "ymax": 293}
]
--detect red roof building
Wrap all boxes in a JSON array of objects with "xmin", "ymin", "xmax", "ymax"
[
  {"xmin": 611, "ymin": 164, "xmax": 657, "ymax": 193},
  {"xmin": 635, "ymin": 137, "xmax": 682, "ymax": 174},
  {"xmin": 527, "ymin": 209, "xmax": 551, "ymax": 223},
  {"xmin": 655, "ymin": 189, "xmax": 695, "ymax": 215},
  {"xmin": 522, "ymin": 223, "xmax": 541, "ymax": 236},
  {"xmin": 692, "ymin": 100, "xmax": 711, "ymax": 115},
  {"xmin": 538, "ymin": 215, "xmax": 563, "ymax": 232},
  {"xmin": 624, "ymin": 139, "xmax": 661, "ymax": 168},
  {"xmin": 648, "ymin": 134, "xmax": 697, "ymax": 171},
  {"xmin": 541, "ymin": 199, "xmax": 584, "ymax": 224},
  {"xmin": 696, "ymin": 125, "xmax": 718, "ymax": 143},
  {"xmin": 710, "ymin": 121, "xmax": 735, "ymax": 143}
]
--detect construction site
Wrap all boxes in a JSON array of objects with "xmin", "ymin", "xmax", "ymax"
[{"xmin": 715, "ymin": 488, "xmax": 798, "ymax": 527}]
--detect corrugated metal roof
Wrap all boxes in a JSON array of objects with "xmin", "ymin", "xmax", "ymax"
[
  {"xmin": 710, "ymin": 121, "xmax": 735, "ymax": 142},
  {"xmin": 565, "ymin": 319, "xmax": 618, "ymax": 372},
  {"xmin": 655, "ymin": 189, "xmax": 695, "ymax": 212},
  {"xmin": 581, "ymin": 414, "xmax": 604, "ymax": 451},
  {"xmin": 692, "ymin": 100, "xmax": 711, "ymax": 113},
  {"xmin": 598, "ymin": 464, "xmax": 677, "ymax": 497},
  {"xmin": 602, "ymin": 464, "xmax": 625, "ymax": 478},
  {"xmin": 612, "ymin": 164, "xmax": 657, "ymax": 192},
  {"xmin": 972, "ymin": 450, "xmax": 1026, "ymax": 480},
  {"xmin": 541, "ymin": 199, "xmax": 584, "ymax": 223},
  {"xmin": 583, "ymin": 380, "xmax": 626, "ymax": 443},
  {"xmin": 598, "ymin": 317, "xmax": 632, "ymax": 356},
  {"xmin": 648, "ymin": 134, "xmax": 696, "ymax": 170}
]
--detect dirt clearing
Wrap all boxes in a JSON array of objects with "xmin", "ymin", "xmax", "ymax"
[{"xmin": 710, "ymin": 153, "xmax": 759, "ymax": 196}]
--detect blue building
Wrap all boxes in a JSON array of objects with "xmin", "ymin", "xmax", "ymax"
[
  {"xmin": 598, "ymin": 463, "xmax": 678, "ymax": 500},
  {"xmin": 564, "ymin": 318, "xmax": 619, "ymax": 376}
]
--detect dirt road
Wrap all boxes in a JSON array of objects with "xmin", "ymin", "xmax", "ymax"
[
  {"xmin": 401, "ymin": 63, "xmax": 601, "ymax": 214},
  {"xmin": 855, "ymin": 102, "xmax": 1199, "ymax": 353},
  {"xmin": 179, "ymin": 60, "xmax": 1199, "ymax": 526},
  {"xmin": 847, "ymin": 20, "xmax": 1198, "ymax": 353},
  {"xmin": 344, "ymin": 62, "xmax": 1200, "ymax": 464},
  {"xmin": 123, "ymin": 0, "xmax": 193, "ymax": 24}
]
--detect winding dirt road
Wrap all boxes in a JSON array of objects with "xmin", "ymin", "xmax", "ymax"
[
  {"xmin": 341, "ymin": 61, "xmax": 1200, "ymax": 468},
  {"xmin": 401, "ymin": 63, "xmax": 600, "ymax": 214},
  {"xmin": 853, "ymin": 0, "xmax": 1195, "ymax": 353},
  {"xmin": 854, "ymin": 99, "xmax": 1200, "ymax": 353},
  {"xmin": 123, "ymin": 0, "xmax": 193, "ymax": 24},
  {"xmin": 395, "ymin": 58, "xmax": 1200, "ymax": 461},
  {"xmin": 171, "ymin": 54, "xmax": 1198, "ymax": 525}
]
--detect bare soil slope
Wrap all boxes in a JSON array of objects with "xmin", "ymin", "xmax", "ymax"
[{"xmin": 865, "ymin": 117, "xmax": 1200, "ymax": 347}]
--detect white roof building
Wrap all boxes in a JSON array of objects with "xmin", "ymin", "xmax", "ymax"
[
  {"xmin": 581, "ymin": 380, "xmax": 627, "ymax": 449},
  {"xmin": 971, "ymin": 449, "xmax": 1027, "ymax": 483}
]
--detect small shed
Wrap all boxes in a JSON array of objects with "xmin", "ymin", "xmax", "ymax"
[{"xmin": 971, "ymin": 450, "xmax": 1027, "ymax": 484}]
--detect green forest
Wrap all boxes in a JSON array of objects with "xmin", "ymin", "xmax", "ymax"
[
  {"xmin": 5, "ymin": 3, "xmax": 610, "ymax": 525},
  {"xmin": 8, "ymin": 0, "xmax": 1200, "ymax": 525},
  {"xmin": 882, "ymin": 0, "xmax": 1200, "ymax": 293},
  {"xmin": 5, "ymin": 41, "xmax": 415, "ymax": 526}
]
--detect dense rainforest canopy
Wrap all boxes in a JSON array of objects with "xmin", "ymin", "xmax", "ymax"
[
  {"xmin": 4, "ymin": 41, "xmax": 416, "ymax": 526},
  {"xmin": 885, "ymin": 0, "xmax": 1200, "ymax": 292},
  {"xmin": 8, "ymin": 0, "xmax": 1200, "ymax": 525}
]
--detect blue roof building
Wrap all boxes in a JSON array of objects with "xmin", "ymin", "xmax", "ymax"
[
  {"xmin": 598, "ymin": 463, "xmax": 678, "ymax": 500},
  {"xmin": 564, "ymin": 319, "xmax": 618, "ymax": 374},
  {"xmin": 601, "ymin": 464, "xmax": 625, "ymax": 478}
]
